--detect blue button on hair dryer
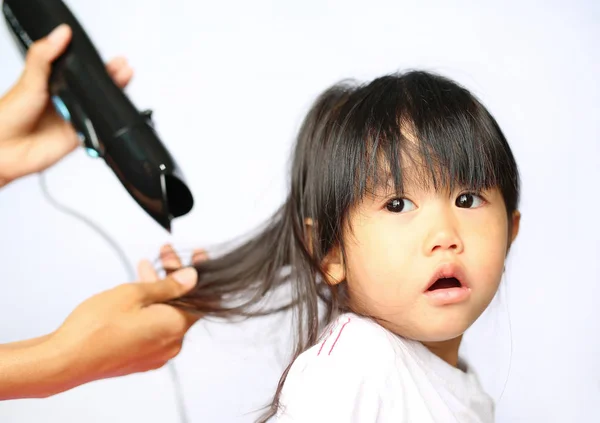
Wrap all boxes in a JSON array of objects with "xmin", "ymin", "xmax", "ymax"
[{"xmin": 2, "ymin": 0, "xmax": 194, "ymax": 232}]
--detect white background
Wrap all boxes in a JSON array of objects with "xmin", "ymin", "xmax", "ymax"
[{"xmin": 0, "ymin": 0, "xmax": 598, "ymax": 422}]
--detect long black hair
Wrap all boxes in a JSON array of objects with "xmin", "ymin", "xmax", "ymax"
[{"xmin": 167, "ymin": 70, "xmax": 520, "ymax": 421}]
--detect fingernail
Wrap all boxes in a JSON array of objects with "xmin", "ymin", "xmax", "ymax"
[
  {"xmin": 160, "ymin": 243, "xmax": 174, "ymax": 254},
  {"xmin": 192, "ymin": 251, "xmax": 208, "ymax": 262},
  {"xmin": 48, "ymin": 24, "xmax": 69, "ymax": 45},
  {"xmin": 172, "ymin": 267, "xmax": 197, "ymax": 287}
]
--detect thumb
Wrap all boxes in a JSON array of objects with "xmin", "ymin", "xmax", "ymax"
[
  {"xmin": 140, "ymin": 267, "xmax": 198, "ymax": 305},
  {"xmin": 19, "ymin": 24, "xmax": 72, "ymax": 91}
]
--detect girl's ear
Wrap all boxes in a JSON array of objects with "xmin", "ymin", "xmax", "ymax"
[
  {"xmin": 304, "ymin": 218, "xmax": 346, "ymax": 285},
  {"xmin": 304, "ymin": 218, "xmax": 315, "ymax": 256},
  {"xmin": 510, "ymin": 210, "xmax": 521, "ymax": 244},
  {"xmin": 506, "ymin": 210, "xmax": 521, "ymax": 254},
  {"xmin": 321, "ymin": 245, "xmax": 346, "ymax": 285}
]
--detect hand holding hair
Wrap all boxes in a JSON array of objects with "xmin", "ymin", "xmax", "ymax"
[{"xmin": 0, "ymin": 247, "xmax": 206, "ymax": 400}]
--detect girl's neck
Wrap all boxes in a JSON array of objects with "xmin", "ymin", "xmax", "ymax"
[{"xmin": 421, "ymin": 335, "xmax": 463, "ymax": 368}]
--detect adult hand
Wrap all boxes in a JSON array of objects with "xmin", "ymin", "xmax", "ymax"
[
  {"xmin": 51, "ymin": 246, "xmax": 208, "ymax": 387},
  {"xmin": 0, "ymin": 246, "xmax": 208, "ymax": 400},
  {"xmin": 0, "ymin": 24, "xmax": 133, "ymax": 187}
]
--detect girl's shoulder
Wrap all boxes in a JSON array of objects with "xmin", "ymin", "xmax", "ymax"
[
  {"xmin": 282, "ymin": 312, "xmax": 413, "ymax": 392},
  {"xmin": 275, "ymin": 313, "xmax": 411, "ymax": 421},
  {"xmin": 298, "ymin": 313, "xmax": 403, "ymax": 368},
  {"xmin": 276, "ymin": 313, "xmax": 495, "ymax": 422}
]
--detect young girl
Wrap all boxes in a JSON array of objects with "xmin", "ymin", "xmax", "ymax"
[{"xmin": 154, "ymin": 70, "xmax": 521, "ymax": 422}]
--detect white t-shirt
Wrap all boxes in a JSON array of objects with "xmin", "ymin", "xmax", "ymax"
[{"xmin": 276, "ymin": 313, "xmax": 494, "ymax": 422}]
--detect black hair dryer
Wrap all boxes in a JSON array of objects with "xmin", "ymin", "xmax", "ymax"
[{"xmin": 2, "ymin": 0, "xmax": 194, "ymax": 232}]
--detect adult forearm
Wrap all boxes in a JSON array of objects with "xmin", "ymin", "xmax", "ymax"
[
  {"xmin": 0, "ymin": 334, "xmax": 52, "ymax": 351},
  {"xmin": 0, "ymin": 337, "xmax": 75, "ymax": 400}
]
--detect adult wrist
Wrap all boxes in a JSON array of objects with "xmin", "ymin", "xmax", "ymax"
[
  {"xmin": 20, "ymin": 333, "xmax": 76, "ymax": 399},
  {"xmin": 0, "ymin": 139, "xmax": 23, "ymax": 188}
]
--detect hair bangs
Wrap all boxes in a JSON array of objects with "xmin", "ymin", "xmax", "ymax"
[{"xmin": 330, "ymin": 71, "xmax": 517, "ymax": 206}]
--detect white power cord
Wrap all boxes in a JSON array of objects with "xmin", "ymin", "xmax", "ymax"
[{"xmin": 38, "ymin": 171, "xmax": 190, "ymax": 423}]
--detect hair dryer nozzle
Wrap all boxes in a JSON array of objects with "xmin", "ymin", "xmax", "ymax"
[{"xmin": 107, "ymin": 118, "xmax": 194, "ymax": 232}]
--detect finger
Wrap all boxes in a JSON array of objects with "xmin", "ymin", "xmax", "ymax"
[
  {"xmin": 140, "ymin": 267, "xmax": 198, "ymax": 305},
  {"xmin": 20, "ymin": 24, "xmax": 72, "ymax": 92},
  {"xmin": 106, "ymin": 58, "xmax": 133, "ymax": 88},
  {"xmin": 191, "ymin": 248, "xmax": 209, "ymax": 265},
  {"xmin": 112, "ymin": 66, "xmax": 134, "ymax": 89},
  {"xmin": 160, "ymin": 244, "xmax": 183, "ymax": 275},
  {"xmin": 2, "ymin": 25, "xmax": 72, "ymax": 122},
  {"xmin": 106, "ymin": 56, "xmax": 127, "ymax": 73},
  {"xmin": 137, "ymin": 259, "xmax": 159, "ymax": 282}
]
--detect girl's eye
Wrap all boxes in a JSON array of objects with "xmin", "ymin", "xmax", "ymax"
[
  {"xmin": 386, "ymin": 198, "xmax": 417, "ymax": 213},
  {"xmin": 456, "ymin": 193, "xmax": 485, "ymax": 208}
]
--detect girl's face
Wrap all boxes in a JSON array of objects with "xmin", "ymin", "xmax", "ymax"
[{"xmin": 329, "ymin": 168, "xmax": 520, "ymax": 343}]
